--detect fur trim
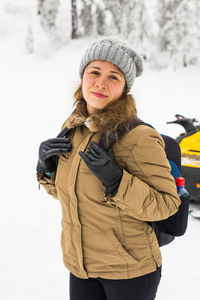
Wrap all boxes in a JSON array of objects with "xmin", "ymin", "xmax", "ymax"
[{"xmin": 65, "ymin": 95, "xmax": 137, "ymax": 134}]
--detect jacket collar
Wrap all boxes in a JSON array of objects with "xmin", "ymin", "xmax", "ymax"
[{"xmin": 64, "ymin": 96, "xmax": 137, "ymax": 134}]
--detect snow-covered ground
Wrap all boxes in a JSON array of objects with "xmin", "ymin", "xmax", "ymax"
[{"xmin": 0, "ymin": 2, "xmax": 200, "ymax": 300}]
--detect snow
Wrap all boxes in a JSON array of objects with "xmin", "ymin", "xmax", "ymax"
[{"xmin": 0, "ymin": 1, "xmax": 200, "ymax": 300}]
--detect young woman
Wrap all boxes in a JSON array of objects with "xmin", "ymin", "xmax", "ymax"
[{"xmin": 36, "ymin": 38, "xmax": 181, "ymax": 300}]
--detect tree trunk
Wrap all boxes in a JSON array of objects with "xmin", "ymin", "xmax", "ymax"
[
  {"xmin": 71, "ymin": 0, "xmax": 78, "ymax": 39},
  {"xmin": 37, "ymin": 0, "xmax": 45, "ymax": 15}
]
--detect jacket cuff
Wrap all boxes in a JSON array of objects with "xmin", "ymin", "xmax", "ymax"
[
  {"xmin": 36, "ymin": 171, "xmax": 56, "ymax": 185},
  {"xmin": 36, "ymin": 171, "xmax": 58, "ymax": 200}
]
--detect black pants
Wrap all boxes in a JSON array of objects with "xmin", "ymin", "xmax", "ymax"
[{"xmin": 70, "ymin": 267, "xmax": 161, "ymax": 300}]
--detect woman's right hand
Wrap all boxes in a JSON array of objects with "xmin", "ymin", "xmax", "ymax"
[{"xmin": 36, "ymin": 137, "xmax": 72, "ymax": 174}]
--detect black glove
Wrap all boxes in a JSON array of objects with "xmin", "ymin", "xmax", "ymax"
[
  {"xmin": 79, "ymin": 141, "xmax": 122, "ymax": 195},
  {"xmin": 36, "ymin": 137, "xmax": 72, "ymax": 174}
]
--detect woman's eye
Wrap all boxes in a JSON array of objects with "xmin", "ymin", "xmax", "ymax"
[
  {"xmin": 110, "ymin": 75, "xmax": 118, "ymax": 80},
  {"xmin": 91, "ymin": 71, "xmax": 100, "ymax": 75}
]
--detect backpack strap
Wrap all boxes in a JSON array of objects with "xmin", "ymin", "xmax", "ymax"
[
  {"xmin": 59, "ymin": 118, "xmax": 149, "ymax": 150},
  {"xmin": 161, "ymin": 135, "xmax": 181, "ymax": 172},
  {"xmin": 56, "ymin": 126, "xmax": 71, "ymax": 138},
  {"xmin": 98, "ymin": 118, "xmax": 148, "ymax": 150}
]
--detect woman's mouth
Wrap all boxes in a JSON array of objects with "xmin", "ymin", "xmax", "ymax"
[{"xmin": 91, "ymin": 92, "xmax": 108, "ymax": 98}]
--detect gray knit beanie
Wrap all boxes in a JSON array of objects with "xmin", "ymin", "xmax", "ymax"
[{"xmin": 79, "ymin": 37, "xmax": 143, "ymax": 90}]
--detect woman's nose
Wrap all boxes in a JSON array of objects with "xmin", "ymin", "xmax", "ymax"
[{"xmin": 95, "ymin": 78, "xmax": 107, "ymax": 89}]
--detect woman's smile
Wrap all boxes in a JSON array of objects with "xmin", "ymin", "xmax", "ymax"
[{"xmin": 91, "ymin": 91, "xmax": 108, "ymax": 98}]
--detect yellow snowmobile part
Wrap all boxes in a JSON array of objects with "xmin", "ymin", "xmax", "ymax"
[
  {"xmin": 180, "ymin": 131, "xmax": 200, "ymax": 155},
  {"xmin": 180, "ymin": 131, "xmax": 200, "ymax": 168}
]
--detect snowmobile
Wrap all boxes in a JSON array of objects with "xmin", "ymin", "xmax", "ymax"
[{"xmin": 167, "ymin": 114, "xmax": 200, "ymax": 202}]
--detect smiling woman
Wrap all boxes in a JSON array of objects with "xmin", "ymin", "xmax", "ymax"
[
  {"xmin": 36, "ymin": 37, "xmax": 181, "ymax": 300},
  {"xmin": 82, "ymin": 60, "xmax": 126, "ymax": 114}
]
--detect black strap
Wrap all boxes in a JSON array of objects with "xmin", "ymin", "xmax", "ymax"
[
  {"xmin": 57, "ymin": 127, "xmax": 71, "ymax": 138},
  {"xmin": 58, "ymin": 118, "xmax": 148, "ymax": 151},
  {"xmin": 98, "ymin": 118, "xmax": 148, "ymax": 151}
]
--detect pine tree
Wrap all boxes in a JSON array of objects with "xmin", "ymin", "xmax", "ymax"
[
  {"xmin": 126, "ymin": 0, "xmax": 153, "ymax": 59},
  {"xmin": 195, "ymin": 0, "xmax": 200, "ymax": 53},
  {"xmin": 25, "ymin": 26, "xmax": 34, "ymax": 54},
  {"xmin": 77, "ymin": 0, "xmax": 153, "ymax": 60},
  {"xmin": 78, "ymin": 0, "xmax": 94, "ymax": 36},
  {"xmin": 37, "ymin": 0, "xmax": 45, "ymax": 15},
  {"xmin": 96, "ymin": 2, "xmax": 106, "ymax": 36},
  {"xmin": 103, "ymin": 0, "xmax": 153, "ymax": 59},
  {"xmin": 71, "ymin": 0, "xmax": 78, "ymax": 39},
  {"xmin": 38, "ymin": 0, "xmax": 60, "ymax": 30},
  {"xmin": 177, "ymin": 1, "xmax": 198, "ymax": 66},
  {"xmin": 105, "ymin": 0, "xmax": 124, "ymax": 34},
  {"xmin": 157, "ymin": 0, "xmax": 198, "ymax": 67}
]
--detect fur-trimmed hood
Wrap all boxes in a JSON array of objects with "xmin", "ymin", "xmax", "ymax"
[{"xmin": 64, "ymin": 95, "xmax": 138, "ymax": 134}]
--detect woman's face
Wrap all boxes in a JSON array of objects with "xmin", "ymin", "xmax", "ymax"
[{"xmin": 82, "ymin": 60, "xmax": 126, "ymax": 115}]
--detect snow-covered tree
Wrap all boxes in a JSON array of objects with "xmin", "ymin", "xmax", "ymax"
[
  {"xmin": 25, "ymin": 26, "xmax": 34, "ymax": 54},
  {"xmin": 77, "ymin": 0, "xmax": 153, "ymax": 59},
  {"xmin": 37, "ymin": 0, "xmax": 45, "ymax": 15},
  {"xmin": 157, "ymin": 0, "xmax": 198, "ymax": 67},
  {"xmin": 71, "ymin": 0, "xmax": 78, "ymax": 38},
  {"xmin": 78, "ymin": 0, "xmax": 94, "ymax": 36},
  {"xmin": 38, "ymin": 0, "xmax": 60, "ymax": 30},
  {"xmin": 195, "ymin": 0, "xmax": 200, "ymax": 52},
  {"xmin": 102, "ymin": 0, "xmax": 153, "ymax": 59},
  {"xmin": 105, "ymin": 0, "xmax": 123, "ymax": 34},
  {"xmin": 95, "ymin": 2, "xmax": 106, "ymax": 36},
  {"xmin": 125, "ymin": 0, "xmax": 154, "ymax": 59},
  {"xmin": 78, "ymin": 0, "xmax": 107, "ymax": 37}
]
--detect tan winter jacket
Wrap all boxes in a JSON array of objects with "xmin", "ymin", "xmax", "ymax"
[{"xmin": 37, "ymin": 98, "xmax": 181, "ymax": 280}]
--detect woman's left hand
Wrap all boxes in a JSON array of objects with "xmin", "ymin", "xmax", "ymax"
[{"xmin": 79, "ymin": 141, "xmax": 122, "ymax": 195}]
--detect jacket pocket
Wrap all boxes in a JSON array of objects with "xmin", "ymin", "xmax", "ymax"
[
  {"xmin": 105, "ymin": 229, "xmax": 139, "ymax": 265},
  {"xmin": 61, "ymin": 221, "xmax": 77, "ymax": 266}
]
